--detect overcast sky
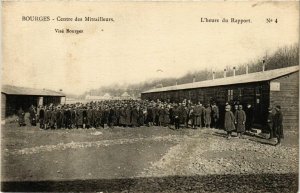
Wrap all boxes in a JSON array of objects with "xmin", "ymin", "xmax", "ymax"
[{"xmin": 2, "ymin": 2, "xmax": 299, "ymax": 94}]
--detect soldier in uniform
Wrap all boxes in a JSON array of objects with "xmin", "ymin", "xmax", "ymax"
[
  {"xmin": 193, "ymin": 102, "xmax": 203, "ymax": 128},
  {"xmin": 29, "ymin": 105, "xmax": 37, "ymax": 126},
  {"xmin": 163, "ymin": 105, "xmax": 170, "ymax": 127},
  {"xmin": 234, "ymin": 105, "xmax": 246, "ymax": 138},
  {"xmin": 76, "ymin": 106, "xmax": 84, "ymax": 129},
  {"xmin": 39, "ymin": 106, "xmax": 45, "ymax": 129},
  {"xmin": 233, "ymin": 104, "xmax": 239, "ymax": 114},
  {"xmin": 169, "ymin": 104, "xmax": 174, "ymax": 126},
  {"xmin": 44, "ymin": 106, "xmax": 50, "ymax": 129},
  {"xmin": 65, "ymin": 106, "xmax": 72, "ymax": 129},
  {"xmin": 189, "ymin": 105, "xmax": 196, "ymax": 129},
  {"xmin": 204, "ymin": 104, "xmax": 212, "ymax": 128},
  {"xmin": 131, "ymin": 105, "xmax": 139, "ymax": 127},
  {"xmin": 153, "ymin": 104, "xmax": 160, "ymax": 126},
  {"xmin": 115, "ymin": 105, "xmax": 120, "ymax": 127},
  {"xmin": 211, "ymin": 103, "xmax": 219, "ymax": 128},
  {"xmin": 82, "ymin": 106, "xmax": 87, "ymax": 129},
  {"xmin": 61, "ymin": 106, "xmax": 66, "ymax": 128},
  {"xmin": 56, "ymin": 106, "xmax": 63, "ymax": 129},
  {"xmin": 173, "ymin": 104, "xmax": 180, "ymax": 130},
  {"xmin": 182, "ymin": 105, "xmax": 189, "ymax": 128},
  {"xmin": 224, "ymin": 105, "xmax": 235, "ymax": 139},
  {"xmin": 50, "ymin": 107, "xmax": 57, "ymax": 129},
  {"xmin": 86, "ymin": 106, "xmax": 93, "ymax": 129},
  {"xmin": 95, "ymin": 106, "xmax": 102, "ymax": 128},
  {"xmin": 178, "ymin": 103, "xmax": 184, "ymax": 127},
  {"xmin": 70, "ymin": 106, "xmax": 76, "ymax": 128},
  {"xmin": 138, "ymin": 106, "xmax": 145, "ymax": 127},
  {"xmin": 102, "ymin": 105, "xmax": 109, "ymax": 129},
  {"xmin": 108, "ymin": 106, "xmax": 116, "ymax": 128},
  {"xmin": 17, "ymin": 107, "xmax": 26, "ymax": 127},
  {"xmin": 274, "ymin": 105, "xmax": 284, "ymax": 146},
  {"xmin": 267, "ymin": 107, "xmax": 275, "ymax": 139},
  {"xmin": 119, "ymin": 105, "xmax": 127, "ymax": 127},
  {"xmin": 125, "ymin": 105, "xmax": 132, "ymax": 127},
  {"xmin": 158, "ymin": 105, "xmax": 165, "ymax": 126},
  {"xmin": 146, "ymin": 104, "xmax": 153, "ymax": 126}
]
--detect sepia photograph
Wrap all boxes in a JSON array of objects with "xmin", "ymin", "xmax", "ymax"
[{"xmin": 1, "ymin": 1, "xmax": 299, "ymax": 192}]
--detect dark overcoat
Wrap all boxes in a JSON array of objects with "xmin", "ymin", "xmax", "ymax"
[
  {"xmin": 18, "ymin": 109, "xmax": 25, "ymax": 125},
  {"xmin": 131, "ymin": 108, "xmax": 139, "ymax": 126},
  {"xmin": 178, "ymin": 106, "xmax": 185, "ymax": 123},
  {"xmin": 50, "ymin": 110, "xmax": 56, "ymax": 127},
  {"xmin": 108, "ymin": 108, "xmax": 116, "ymax": 125},
  {"xmin": 163, "ymin": 108, "xmax": 170, "ymax": 124},
  {"xmin": 235, "ymin": 110, "xmax": 246, "ymax": 132},
  {"xmin": 204, "ymin": 107, "xmax": 212, "ymax": 125},
  {"xmin": 87, "ymin": 109, "xmax": 93, "ymax": 126},
  {"xmin": 56, "ymin": 110, "xmax": 63, "ymax": 127},
  {"xmin": 76, "ymin": 109, "xmax": 83, "ymax": 125},
  {"xmin": 102, "ymin": 109, "xmax": 109, "ymax": 124},
  {"xmin": 39, "ymin": 109, "xmax": 45, "ymax": 120},
  {"xmin": 193, "ymin": 106, "xmax": 203, "ymax": 126},
  {"xmin": 138, "ymin": 109, "xmax": 145, "ymax": 126},
  {"xmin": 125, "ymin": 108, "xmax": 132, "ymax": 125},
  {"xmin": 29, "ymin": 107, "xmax": 36, "ymax": 121},
  {"xmin": 95, "ymin": 109, "xmax": 102, "ymax": 125},
  {"xmin": 65, "ymin": 109, "xmax": 71, "ymax": 126},
  {"xmin": 147, "ymin": 107, "xmax": 153, "ymax": 122},
  {"xmin": 70, "ymin": 109, "xmax": 76, "ymax": 125},
  {"xmin": 274, "ymin": 111, "xmax": 284, "ymax": 139},
  {"xmin": 158, "ymin": 108, "xmax": 165, "ymax": 123},
  {"xmin": 45, "ymin": 110, "xmax": 50, "ymax": 124},
  {"xmin": 212, "ymin": 106, "xmax": 219, "ymax": 120},
  {"xmin": 224, "ymin": 111, "xmax": 235, "ymax": 132},
  {"xmin": 119, "ymin": 108, "xmax": 127, "ymax": 125},
  {"xmin": 267, "ymin": 112, "xmax": 274, "ymax": 134}
]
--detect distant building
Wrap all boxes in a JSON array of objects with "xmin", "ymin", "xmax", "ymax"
[
  {"xmin": 102, "ymin": 93, "xmax": 112, "ymax": 100},
  {"xmin": 84, "ymin": 93, "xmax": 113, "ymax": 101},
  {"xmin": 1, "ymin": 85, "xmax": 65, "ymax": 120},
  {"xmin": 142, "ymin": 66, "xmax": 299, "ymax": 129},
  {"xmin": 121, "ymin": 92, "xmax": 131, "ymax": 100},
  {"xmin": 85, "ymin": 94, "xmax": 103, "ymax": 100}
]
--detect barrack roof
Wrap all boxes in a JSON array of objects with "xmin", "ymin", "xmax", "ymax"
[
  {"xmin": 1, "ymin": 85, "xmax": 65, "ymax": 96},
  {"xmin": 142, "ymin": 66, "xmax": 299, "ymax": 94}
]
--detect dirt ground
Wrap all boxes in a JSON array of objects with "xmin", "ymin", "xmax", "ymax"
[{"xmin": 1, "ymin": 121, "xmax": 298, "ymax": 192}]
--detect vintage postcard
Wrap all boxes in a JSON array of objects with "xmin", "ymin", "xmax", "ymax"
[{"xmin": 1, "ymin": 1, "xmax": 299, "ymax": 192}]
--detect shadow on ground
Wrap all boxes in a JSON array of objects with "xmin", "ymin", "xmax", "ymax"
[
  {"xmin": 211, "ymin": 131, "xmax": 277, "ymax": 146},
  {"xmin": 2, "ymin": 173, "xmax": 298, "ymax": 192}
]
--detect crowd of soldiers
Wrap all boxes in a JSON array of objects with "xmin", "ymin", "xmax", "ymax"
[
  {"xmin": 17, "ymin": 99, "xmax": 283, "ymax": 145},
  {"xmin": 18, "ymin": 99, "xmax": 219, "ymax": 129},
  {"xmin": 223, "ymin": 104, "xmax": 283, "ymax": 145}
]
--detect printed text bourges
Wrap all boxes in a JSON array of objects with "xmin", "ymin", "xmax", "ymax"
[{"xmin": 22, "ymin": 16, "xmax": 115, "ymax": 34}]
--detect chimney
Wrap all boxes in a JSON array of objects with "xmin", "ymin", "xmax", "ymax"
[
  {"xmin": 212, "ymin": 72, "xmax": 215, "ymax": 80},
  {"xmin": 233, "ymin": 67, "xmax": 236, "ymax": 76},
  {"xmin": 193, "ymin": 76, "xmax": 196, "ymax": 83},
  {"xmin": 262, "ymin": 60, "xmax": 265, "ymax": 72},
  {"xmin": 175, "ymin": 81, "xmax": 178, "ymax": 86},
  {"xmin": 246, "ymin": 65, "xmax": 249, "ymax": 74},
  {"xmin": 224, "ymin": 69, "xmax": 227, "ymax": 78}
]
